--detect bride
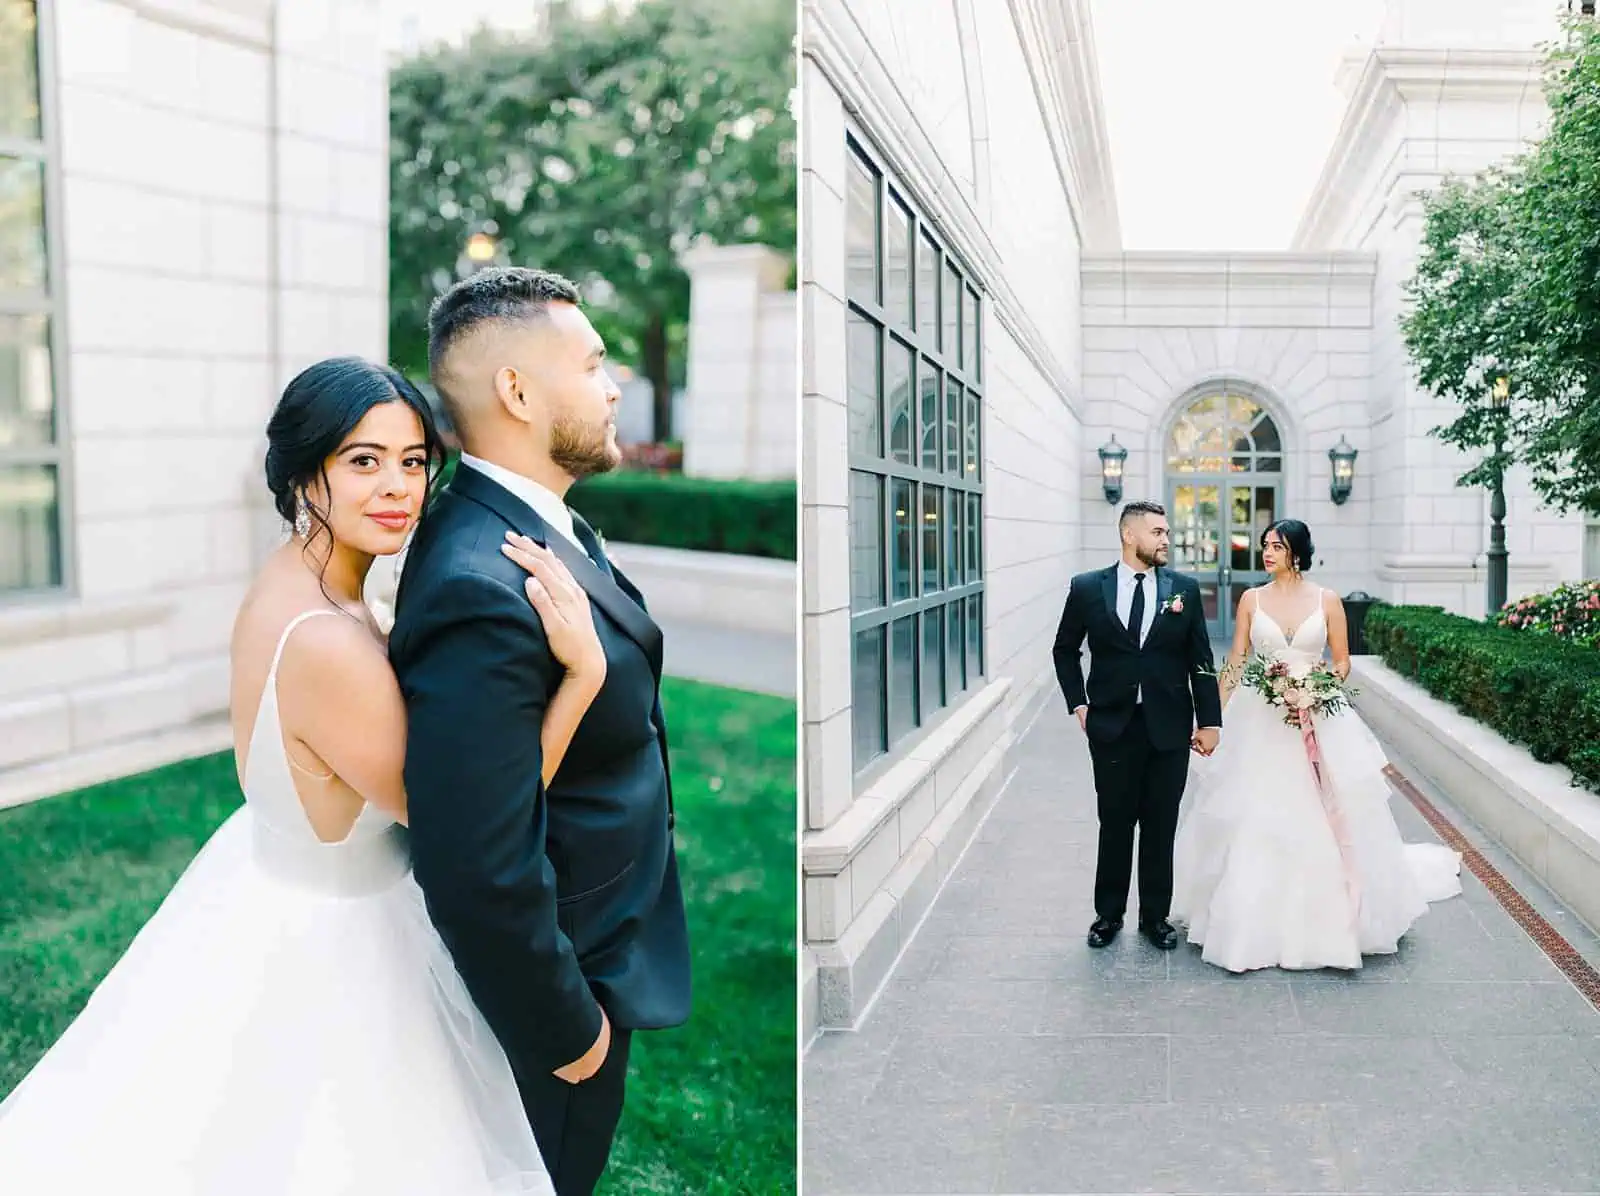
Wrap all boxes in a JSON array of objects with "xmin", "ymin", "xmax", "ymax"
[
  {"xmin": 1171, "ymin": 517, "xmax": 1462, "ymax": 973},
  {"xmin": 0, "ymin": 358, "xmax": 594, "ymax": 1193}
]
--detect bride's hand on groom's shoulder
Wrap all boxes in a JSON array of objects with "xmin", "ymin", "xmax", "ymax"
[{"xmin": 500, "ymin": 532, "xmax": 607, "ymax": 684}]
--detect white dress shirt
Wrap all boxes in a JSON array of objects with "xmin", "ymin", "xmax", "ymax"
[{"xmin": 458, "ymin": 452, "xmax": 581, "ymax": 550}]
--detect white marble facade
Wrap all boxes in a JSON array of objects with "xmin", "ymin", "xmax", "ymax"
[
  {"xmin": 801, "ymin": 0, "xmax": 1117, "ymax": 1036},
  {"xmin": 801, "ymin": 0, "xmax": 1592, "ymax": 1037},
  {"xmin": 0, "ymin": 0, "xmax": 388, "ymax": 790}
]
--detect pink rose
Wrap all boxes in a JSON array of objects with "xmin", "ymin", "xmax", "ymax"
[{"xmin": 1169, "ymin": 595, "xmax": 1184, "ymax": 614}]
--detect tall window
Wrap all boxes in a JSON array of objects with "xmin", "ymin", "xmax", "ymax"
[
  {"xmin": 0, "ymin": 1, "xmax": 63, "ymax": 594},
  {"xmin": 845, "ymin": 135, "xmax": 985, "ymax": 773}
]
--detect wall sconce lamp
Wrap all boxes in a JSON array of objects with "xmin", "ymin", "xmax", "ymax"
[
  {"xmin": 1328, "ymin": 436, "xmax": 1357, "ymax": 505},
  {"xmin": 1098, "ymin": 435, "xmax": 1127, "ymax": 505}
]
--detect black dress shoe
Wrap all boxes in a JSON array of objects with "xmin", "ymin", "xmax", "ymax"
[
  {"xmin": 1139, "ymin": 919, "xmax": 1180, "ymax": 950},
  {"xmin": 1087, "ymin": 918, "xmax": 1123, "ymax": 948}
]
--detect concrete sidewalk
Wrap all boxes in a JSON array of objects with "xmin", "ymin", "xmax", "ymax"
[
  {"xmin": 660, "ymin": 617, "xmax": 795, "ymax": 699},
  {"xmin": 802, "ymin": 700, "xmax": 1600, "ymax": 1194}
]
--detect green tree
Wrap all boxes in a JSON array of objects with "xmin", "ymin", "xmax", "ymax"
[
  {"xmin": 1403, "ymin": 15, "xmax": 1600, "ymax": 516},
  {"xmin": 1401, "ymin": 170, "xmax": 1531, "ymax": 495},
  {"xmin": 389, "ymin": 0, "xmax": 797, "ymax": 441}
]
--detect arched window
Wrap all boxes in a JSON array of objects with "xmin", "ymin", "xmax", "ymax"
[{"xmin": 1166, "ymin": 393, "xmax": 1282, "ymax": 477}]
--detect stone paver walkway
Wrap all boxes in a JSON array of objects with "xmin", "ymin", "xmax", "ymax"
[{"xmin": 803, "ymin": 700, "xmax": 1600, "ymax": 1195}]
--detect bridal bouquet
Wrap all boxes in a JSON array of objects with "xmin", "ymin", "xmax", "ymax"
[{"xmin": 1239, "ymin": 652, "xmax": 1355, "ymax": 727}]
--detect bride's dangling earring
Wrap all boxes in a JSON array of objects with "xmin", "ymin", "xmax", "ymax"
[{"xmin": 293, "ymin": 496, "xmax": 311, "ymax": 541}]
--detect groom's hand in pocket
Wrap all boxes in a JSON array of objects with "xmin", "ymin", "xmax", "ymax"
[{"xmin": 553, "ymin": 1006, "xmax": 611, "ymax": 1084}]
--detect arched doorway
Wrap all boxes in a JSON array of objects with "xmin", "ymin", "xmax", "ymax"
[{"xmin": 1164, "ymin": 391, "xmax": 1286, "ymax": 641}]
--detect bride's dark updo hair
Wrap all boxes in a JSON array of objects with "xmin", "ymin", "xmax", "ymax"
[
  {"xmin": 1261, "ymin": 518, "xmax": 1315, "ymax": 573},
  {"xmin": 265, "ymin": 356, "xmax": 446, "ymax": 538}
]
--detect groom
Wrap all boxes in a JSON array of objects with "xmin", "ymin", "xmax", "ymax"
[
  {"xmin": 1053, "ymin": 500, "xmax": 1222, "ymax": 950},
  {"xmin": 389, "ymin": 267, "xmax": 691, "ymax": 1195}
]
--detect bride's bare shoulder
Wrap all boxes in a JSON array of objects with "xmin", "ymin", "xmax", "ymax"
[{"xmin": 233, "ymin": 563, "xmax": 367, "ymax": 672}]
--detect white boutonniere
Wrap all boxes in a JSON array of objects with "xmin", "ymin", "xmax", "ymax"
[{"xmin": 1160, "ymin": 593, "xmax": 1185, "ymax": 616}]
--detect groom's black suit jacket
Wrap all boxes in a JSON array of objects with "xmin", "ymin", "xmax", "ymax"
[
  {"xmin": 388, "ymin": 463, "xmax": 691, "ymax": 1080},
  {"xmin": 1052, "ymin": 564, "xmax": 1222, "ymax": 752}
]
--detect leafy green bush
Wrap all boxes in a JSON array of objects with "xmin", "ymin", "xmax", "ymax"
[
  {"xmin": 1365, "ymin": 603, "xmax": 1600, "ymax": 792},
  {"xmin": 571, "ymin": 472, "xmax": 795, "ymax": 560},
  {"xmin": 1494, "ymin": 579, "xmax": 1600, "ymax": 648}
]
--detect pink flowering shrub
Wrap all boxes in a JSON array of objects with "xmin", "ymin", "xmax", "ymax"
[{"xmin": 1495, "ymin": 579, "xmax": 1600, "ymax": 648}]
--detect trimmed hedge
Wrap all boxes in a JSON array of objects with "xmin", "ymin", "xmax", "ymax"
[
  {"xmin": 1365, "ymin": 603, "xmax": 1600, "ymax": 792},
  {"xmin": 430, "ymin": 457, "xmax": 795, "ymax": 560},
  {"xmin": 569, "ymin": 472, "xmax": 795, "ymax": 561}
]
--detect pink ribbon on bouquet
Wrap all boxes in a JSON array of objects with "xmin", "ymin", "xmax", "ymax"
[{"xmin": 1297, "ymin": 708, "xmax": 1362, "ymax": 926}]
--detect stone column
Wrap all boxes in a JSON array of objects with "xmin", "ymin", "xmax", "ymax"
[{"xmin": 679, "ymin": 243, "xmax": 792, "ymax": 480}]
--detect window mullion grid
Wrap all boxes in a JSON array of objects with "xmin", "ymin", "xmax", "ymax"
[{"xmin": 845, "ymin": 126, "xmax": 988, "ymax": 767}]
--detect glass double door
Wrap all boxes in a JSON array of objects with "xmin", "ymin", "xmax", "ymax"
[{"xmin": 1167, "ymin": 478, "xmax": 1280, "ymax": 642}]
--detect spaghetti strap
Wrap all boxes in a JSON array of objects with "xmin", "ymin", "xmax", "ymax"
[{"xmin": 267, "ymin": 609, "xmax": 344, "ymax": 682}]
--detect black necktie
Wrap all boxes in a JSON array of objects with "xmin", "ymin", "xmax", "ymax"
[
  {"xmin": 1129, "ymin": 572, "xmax": 1146, "ymax": 647},
  {"xmin": 569, "ymin": 511, "xmax": 613, "ymax": 579}
]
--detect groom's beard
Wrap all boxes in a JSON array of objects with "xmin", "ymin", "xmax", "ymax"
[
  {"xmin": 550, "ymin": 414, "xmax": 620, "ymax": 480},
  {"xmin": 1135, "ymin": 546, "xmax": 1167, "ymax": 568}
]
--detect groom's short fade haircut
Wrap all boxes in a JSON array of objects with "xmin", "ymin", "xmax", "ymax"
[
  {"xmin": 1119, "ymin": 500, "xmax": 1166, "ymax": 530},
  {"xmin": 426, "ymin": 266, "xmax": 583, "ymax": 429}
]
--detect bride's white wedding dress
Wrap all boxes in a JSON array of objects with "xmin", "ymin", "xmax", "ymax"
[
  {"xmin": 0, "ymin": 611, "xmax": 554, "ymax": 1194},
  {"xmin": 1171, "ymin": 592, "xmax": 1463, "ymax": 972}
]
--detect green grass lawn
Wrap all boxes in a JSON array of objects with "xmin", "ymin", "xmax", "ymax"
[{"xmin": 0, "ymin": 678, "xmax": 796, "ymax": 1195}]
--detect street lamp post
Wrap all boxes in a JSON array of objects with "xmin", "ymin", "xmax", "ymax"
[{"xmin": 1487, "ymin": 374, "xmax": 1510, "ymax": 616}]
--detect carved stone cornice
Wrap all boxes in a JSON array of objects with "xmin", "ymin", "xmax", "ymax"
[
  {"xmin": 1006, "ymin": 0, "xmax": 1121, "ymax": 249},
  {"xmin": 1293, "ymin": 48, "xmax": 1544, "ymax": 251},
  {"xmin": 1082, "ymin": 251, "xmax": 1378, "ymax": 291}
]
